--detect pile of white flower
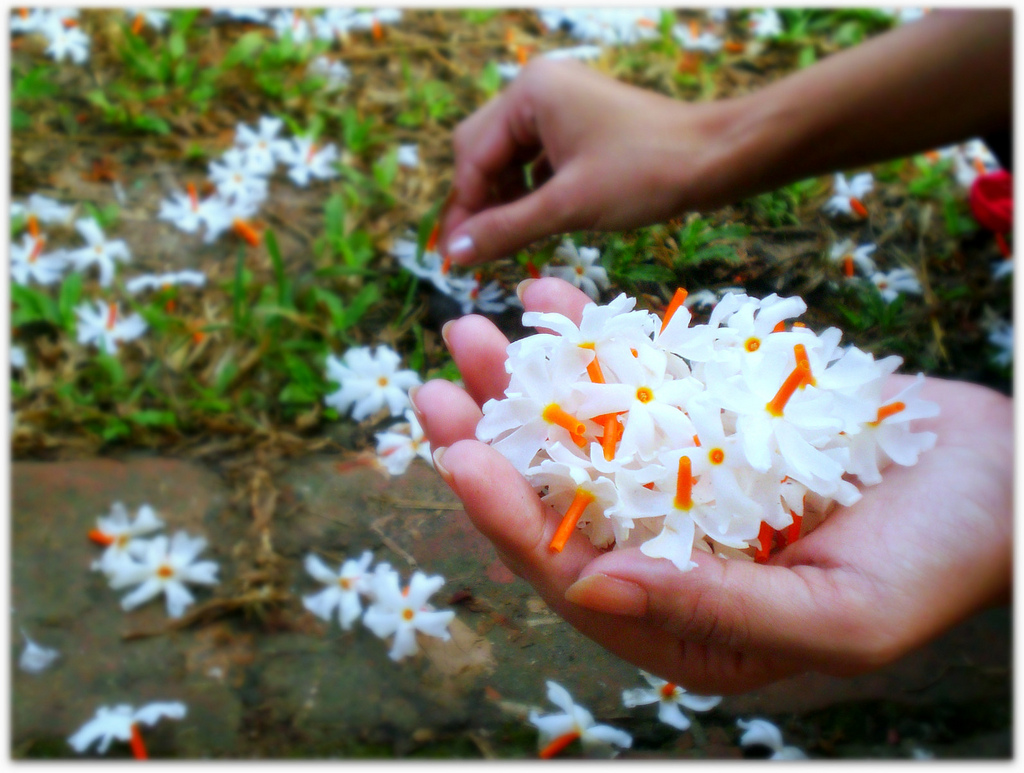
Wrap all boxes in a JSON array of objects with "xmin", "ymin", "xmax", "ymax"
[
  {"xmin": 477, "ymin": 289, "xmax": 939, "ymax": 570},
  {"xmin": 302, "ymin": 551, "xmax": 455, "ymax": 662}
]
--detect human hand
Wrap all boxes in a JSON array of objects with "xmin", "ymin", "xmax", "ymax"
[
  {"xmin": 438, "ymin": 59, "xmax": 745, "ymax": 266},
  {"xmin": 413, "ymin": 277, "xmax": 1012, "ymax": 695}
]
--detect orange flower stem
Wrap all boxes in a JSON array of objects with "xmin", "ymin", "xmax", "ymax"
[
  {"xmin": 793, "ymin": 344, "xmax": 814, "ymax": 387},
  {"xmin": 87, "ymin": 529, "xmax": 115, "ymax": 547},
  {"xmin": 673, "ymin": 456, "xmax": 693, "ymax": 511},
  {"xmin": 765, "ymin": 362, "xmax": 810, "ymax": 417},
  {"xmin": 542, "ymin": 404, "xmax": 585, "ymax": 438},
  {"xmin": 549, "ymin": 490, "xmax": 595, "ymax": 553},
  {"xmin": 233, "ymin": 218, "xmax": 261, "ymax": 247},
  {"xmin": 425, "ymin": 221, "xmax": 440, "ymax": 253},
  {"xmin": 525, "ymin": 259, "xmax": 540, "ymax": 279},
  {"xmin": 29, "ymin": 236, "xmax": 45, "ymax": 262},
  {"xmin": 772, "ymin": 320, "xmax": 786, "ymax": 333},
  {"xmin": 27, "ymin": 213, "xmax": 40, "ymax": 238},
  {"xmin": 105, "ymin": 303, "xmax": 118, "ymax": 330},
  {"xmin": 660, "ymin": 288, "xmax": 688, "ymax": 333},
  {"xmin": 539, "ymin": 731, "xmax": 580, "ymax": 759},
  {"xmin": 131, "ymin": 14, "xmax": 144, "ymax": 34},
  {"xmin": 754, "ymin": 521, "xmax": 774, "ymax": 563},
  {"xmin": 371, "ymin": 17, "xmax": 383, "ymax": 41},
  {"xmin": 873, "ymin": 401, "xmax": 906, "ymax": 425},
  {"xmin": 129, "ymin": 724, "xmax": 148, "ymax": 760},
  {"xmin": 597, "ymin": 414, "xmax": 623, "ymax": 461},
  {"xmin": 850, "ymin": 198, "xmax": 868, "ymax": 218},
  {"xmin": 843, "ymin": 255, "xmax": 855, "ymax": 277},
  {"xmin": 187, "ymin": 182, "xmax": 199, "ymax": 211}
]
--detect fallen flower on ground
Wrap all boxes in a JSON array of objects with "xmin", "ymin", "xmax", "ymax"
[
  {"xmin": 108, "ymin": 532, "xmax": 219, "ymax": 618},
  {"xmin": 11, "ymin": 193, "xmax": 75, "ymax": 225},
  {"xmin": 529, "ymin": 680, "xmax": 632, "ymax": 758},
  {"xmin": 823, "ymin": 172, "xmax": 873, "ymax": 218},
  {"xmin": 361, "ymin": 570, "xmax": 455, "ymax": 661},
  {"xmin": 88, "ymin": 501, "xmax": 165, "ymax": 575},
  {"xmin": 67, "ymin": 218, "xmax": 131, "ymax": 287},
  {"xmin": 829, "ymin": 238, "xmax": 877, "ymax": 277},
  {"xmin": 125, "ymin": 270, "xmax": 207, "ymax": 295},
  {"xmin": 234, "ymin": 116, "xmax": 291, "ymax": 175},
  {"xmin": 869, "ymin": 267, "xmax": 922, "ymax": 302},
  {"xmin": 542, "ymin": 238, "xmax": 610, "ymax": 301},
  {"xmin": 622, "ymin": 670, "xmax": 721, "ymax": 730},
  {"xmin": 18, "ymin": 628, "xmax": 59, "ymax": 674},
  {"xmin": 737, "ymin": 717, "xmax": 807, "ymax": 760},
  {"xmin": 68, "ymin": 702, "xmax": 187, "ymax": 758},
  {"xmin": 11, "ymin": 233, "xmax": 67, "ymax": 286},
  {"xmin": 324, "ymin": 345, "xmax": 421, "ymax": 421},
  {"xmin": 280, "ymin": 136, "xmax": 340, "ymax": 187},
  {"xmin": 74, "ymin": 301, "xmax": 147, "ymax": 354},
  {"xmin": 396, "ymin": 143, "xmax": 419, "ymax": 168},
  {"xmin": 374, "ymin": 409, "xmax": 433, "ymax": 475},
  {"xmin": 302, "ymin": 550, "xmax": 375, "ymax": 630}
]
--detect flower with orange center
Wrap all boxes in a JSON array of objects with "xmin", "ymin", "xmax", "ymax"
[
  {"xmin": 10, "ymin": 233, "xmax": 67, "ymax": 286},
  {"xmin": 74, "ymin": 300, "xmax": 147, "ymax": 354},
  {"xmin": 541, "ymin": 238, "xmax": 609, "ymax": 300},
  {"xmin": 302, "ymin": 550, "xmax": 376, "ymax": 629},
  {"xmin": 68, "ymin": 217, "xmax": 131, "ymax": 287},
  {"xmin": 325, "ymin": 345, "xmax": 422, "ymax": 422},
  {"xmin": 362, "ymin": 570, "xmax": 454, "ymax": 662},
  {"xmin": 107, "ymin": 531, "xmax": 219, "ymax": 618},
  {"xmin": 622, "ymin": 670, "xmax": 721, "ymax": 730},
  {"xmin": 281, "ymin": 136, "xmax": 339, "ymax": 187},
  {"xmin": 88, "ymin": 502, "xmax": 165, "ymax": 577}
]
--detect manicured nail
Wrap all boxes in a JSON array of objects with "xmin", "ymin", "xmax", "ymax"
[
  {"xmin": 447, "ymin": 234, "xmax": 475, "ymax": 264},
  {"xmin": 440, "ymin": 320, "xmax": 455, "ymax": 350},
  {"xmin": 564, "ymin": 573, "xmax": 648, "ymax": 617},
  {"xmin": 408, "ymin": 384, "xmax": 425, "ymax": 424},
  {"xmin": 431, "ymin": 446, "xmax": 455, "ymax": 488},
  {"xmin": 516, "ymin": 278, "xmax": 537, "ymax": 305}
]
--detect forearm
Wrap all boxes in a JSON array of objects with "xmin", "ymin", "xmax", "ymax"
[{"xmin": 710, "ymin": 10, "xmax": 1012, "ymax": 202}]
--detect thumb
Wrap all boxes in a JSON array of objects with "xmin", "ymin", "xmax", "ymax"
[
  {"xmin": 444, "ymin": 173, "xmax": 584, "ymax": 266},
  {"xmin": 565, "ymin": 547, "xmax": 889, "ymax": 674}
]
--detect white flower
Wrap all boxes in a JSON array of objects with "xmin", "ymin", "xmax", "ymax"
[
  {"xmin": 529, "ymin": 680, "xmax": 632, "ymax": 758},
  {"xmin": 68, "ymin": 702, "xmax": 186, "ymax": 756},
  {"xmin": 19, "ymin": 628, "xmax": 59, "ymax": 674},
  {"xmin": 361, "ymin": 570, "xmax": 455, "ymax": 661},
  {"xmin": 396, "ymin": 144, "xmax": 419, "ymax": 168},
  {"xmin": 67, "ymin": 218, "xmax": 131, "ymax": 287},
  {"xmin": 324, "ymin": 345, "xmax": 422, "ymax": 422},
  {"xmin": 987, "ymin": 319, "xmax": 1013, "ymax": 367},
  {"xmin": 302, "ymin": 551, "xmax": 375, "ymax": 629},
  {"xmin": 11, "ymin": 194, "xmax": 74, "ymax": 225},
  {"xmin": 269, "ymin": 9, "xmax": 312, "ymax": 43},
  {"xmin": 88, "ymin": 502, "xmax": 165, "ymax": 575},
  {"xmin": 74, "ymin": 301, "xmax": 147, "ymax": 354},
  {"xmin": 673, "ymin": 23, "xmax": 723, "ymax": 53},
  {"xmin": 208, "ymin": 148, "xmax": 269, "ymax": 205},
  {"xmin": 749, "ymin": 9, "xmax": 783, "ymax": 37},
  {"xmin": 108, "ymin": 532, "xmax": 219, "ymax": 618},
  {"xmin": 542, "ymin": 238, "xmax": 610, "ymax": 301},
  {"xmin": 279, "ymin": 137, "xmax": 340, "ymax": 187},
  {"xmin": 829, "ymin": 238, "xmax": 877, "ymax": 277},
  {"xmin": 544, "ymin": 45, "xmax": 604, "ymax": 62},
  {"xmin": 823, "ymin": 172, "xmax": 873, "ymax": 218},
  {"xmin": 348, "ymin": 8, "xmax": 403, "ymax": 32},
  {"xmin": 308, "ymin": 56, "xmax": 351, "ymax": 90},
  {"xmin": 448, "ymin": 276, "xmax": 509, "ymax": 315},
  {"xmin": 125, "ymin": 270, "xmax": 206, "ymax": 295},
  {"xmin": 41, "ymin": 15, "xmax": 90, "ymax": 64},
  {"xmin": 374, "ymin": 409, "xmax": 433, "ymax": 475},
  {"xmin": 683, "ymin": 289, "xmax": 721, "ymax": 310},
  {"xmin": 869, "ymin": 267, "xmax": 922, "ymax": 303},
  {"xmin": 11, "ymin": 234, "xmax": 66, "ymax": 286},
  {"xmin": 622, "ymin": 671, "xmax": 721, "ymax": 730},
  {"xmin": 213, "ymin": 8, "xmax": 268, "ymax": 24},
  {"xmin": 234, "ymin": 116, "xmax": 291, "ymax": 175},
  {"xmin": 737, "ymin": 718, "xmax": 807, "ymax": 760},
  {"xmin": 390, "ymin": 237, "xmax": 465, "ymax": 295},
  {"xmin": 11, "ymin": 345, "xmax": 27, "ymax": 370}
]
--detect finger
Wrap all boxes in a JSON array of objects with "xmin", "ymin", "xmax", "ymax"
[
  {"xmin": 437, "ymin": 439, "xmax": 802, "ymax": 694},
  {"xmin": 444, "ymin": 171, "xmax": 585, "ymax": 265},
  {"xmin": 566, "ymin": 545, "xmax": 880, "ymax": 671},
  {"xmin": 412, "ymin": 379, "xmax": 482, "ymax": 449},
  {"xmin": 520, "ymin": 276, "xmax": 595, "ymax": 325},
  {"xmin": 442, "ymin": 314, "xmax": 512, "ymax": 407}
]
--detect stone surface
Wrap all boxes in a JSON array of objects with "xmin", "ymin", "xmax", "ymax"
[{"xmin": 11, "ymin": 455, "xmax": 1012, "ymax": 759}]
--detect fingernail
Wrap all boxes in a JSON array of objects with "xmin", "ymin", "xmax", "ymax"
[
  {"xmin": 408, "ymin": 384, "xmax": 425, "ymax": 423},
  {"xmin": 440, "ymin": 320, "xmax": 455, "ymax": 350},
  {"xmin": 447, "ymin": 234, "xmax": 475, "ymax": 264},
  {"xmin": 564, "ymin": 573, "xmax": 648, "ymax": 617},
  {"xmin": 431, "ymin": 446, "xmax": 455, "ymax": 489},
  {"xmin": 516, "ymin": 278, "xmax": 537, "ymax": 305}
]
